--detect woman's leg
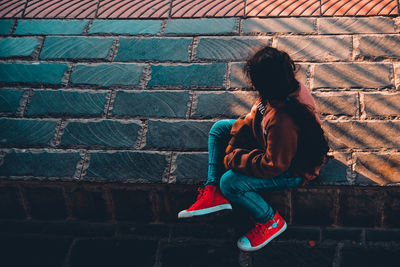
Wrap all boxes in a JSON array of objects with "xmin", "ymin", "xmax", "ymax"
[
  {"xmin": 220, "ymin": 170, "xmax": 303, "ymax": 223},
  {"xmin": 204, "ymin": 119, "xmax": 236, "ymax": 186}
]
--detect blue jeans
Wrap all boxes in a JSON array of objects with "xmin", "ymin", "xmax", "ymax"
[{"xmin": 204, "ymin": 119, "xmax": 304, "ymax": 223}]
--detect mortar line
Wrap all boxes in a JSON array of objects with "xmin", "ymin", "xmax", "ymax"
[
  {"xmin": 21, "ymin": 0, "xmax": 29, "ymax": 18},
  {"xmin": 94, "ymin": 0, "xmax": 101, "ymax": 19}
]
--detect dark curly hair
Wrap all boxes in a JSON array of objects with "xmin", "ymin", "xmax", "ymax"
[{"xmin": 244, "ymin": 46, "xmax": 330, "ymax": 174}]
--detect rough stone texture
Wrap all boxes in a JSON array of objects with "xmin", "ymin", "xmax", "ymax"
[
  {"xmin": 22, "ymin": 185, "xmax": 68, "ymax": 219},
  {"xmin": 0, "ymin": 119, "xmax": 57, "ymax": 146},
  {"xmin": 322, "ymin": 120, "xmax": 400, "ymax": 150},
  {"xmin": 0, "ymin": 185, "xmax": 26, "ymax": 219},
  {"xmin": 394, "ymin": 62, "xmax": 400, "ymax": 90},
  {"xmin": 60, "ymin": 120, "xmax": 141, "ymax": 148},
  {"xmin": 295, "ymin": 63, "xmax": 309, "ymax": 86},
  {"xmin": 338, "ymin": 189, "xmax": 382, "ymax": 227},
  {"xmin": 0, "ymin": 19, "xmax": 14, "ymax": 35},
  {"xmin": 192, "ymin": 91, "xmax": 258, "ymax": 118},
  {"xmin": 363, "ymin": 92, "xmax": 400, "ymax": 117},
  {"xmin": 242, "ymin": 18, "xmax": 316, "ymax": 33},
  {"xmin": 312, "ymin": 153, "xmax": 349, "ymax": 185},
  {"xmin": 164, "ymin": 18, "xmax": 237, "ymax": 34},
  {"xmin": 40, "ymin": 37, "xmax": 113, "ymax": 59},
  {"xmin": 89, "ymin": 20, "xmax": 162, "ymax": 35},
  {"xmin": 0, "ymin": 37, "xmax": 39, "ymax": 57},
  {"xmin": 383, "ymin": 189, "xmax": 400, "ymax": 228},
  {"xmin": 292, "ymin": 188, "xmax": 336, "ymax": 226},
  {"xmin": 148, "ymin": 63, "xmax": 226, "ymax": 87},
  {"xmin": 276, "ymin": 36, "xmax": 352, "ymax": 62},
  {"xmin": 70, "ymin": 63, "xmax": 145, "ymax": 86},
  {"xmin": 229, "ymin": 62, "xmax": 248, "ymax": 88},
  {"xmin": 341, "ymin": 247, "xmax": 400, "ymax": 267},
  {"xmin": 312, "ymin": 92, "xmax": 358, "ymax": 116},
  {"xmin": 26, "ymin": 90, "xmax": 108, "ymax": 116},
  {"xmin": 84, "ymin": 152, "xmax": 168, "ymax": 182},
  {"xmin": 318, "ymin": 17, "xmax": 396, "ymax": 34},
  {"xmin": 322, "ymin": 227, "xmax": 362, "ymax": 241},
  {"xmin": 356, "ymin": 35, "xmax": 400, "ymax": 59},
  {"xmin": 173, "ymin": 153, "xmax": 208, "ymax": 183},
  {"xmin": 354, "ymin": 153, "xmax": 400, "ymax": 185},
  {"xmin": 195, "ymin": 37, "xmax": 271, "ymax": 60},
  {"xmin": 112, "ymin": 91, "xmax": 190, "ymax": 118},
  {"xmin": 0, "ymin": 151, "xmax": 81, "ymax": 177},
  {"xmin": 0, "ymin": 63, "xmax": 68, "ymax": 84},
  {"xmin": 15, "ymin": 19, "xmax": 88, "ymax": 35},
  {"xmin": 0, "ymin": 89, "xmax": 25, "ymax": 113},
  {"xmin": 116, "ymin": 37, "xmax": 191, "ymax": 62},
  {"xmin": 313, "ymin": 63, "xmax": 394, "ymax": 88},
  {"xmin": 145, "ymin": 120, "xmax": 214, "ymax": 150}
]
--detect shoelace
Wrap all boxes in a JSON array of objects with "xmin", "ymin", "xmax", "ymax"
[{"xmin": 196, "ymin": 187, "xmax": 205, "ymax": 201}]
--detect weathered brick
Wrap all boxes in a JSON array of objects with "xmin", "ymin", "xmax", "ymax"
[
  {"xmin": 277, "ymin": 36, "xmax": 352, "ymax": 62},
  {"xmin": 60, "ymin": 120, "xmax": 141, "ymax": 148},
  {"xmin": 192, "ymin": 91, "xmax": 258, "ymax": 118},
  {"xmin": 0, "ymin": 89, "xmax": 25, "ymax": 113},
  {"xmin": 0, "ymin": 185, "xmax": 26, "ymax": 219},
  {"xmin": 356, "ymin": 35, "xmax": 400, "ymax": 59},
  {"xmin": 148, "ymin": 63, "xmax": 226, "ymax": 87},
  {"xmin": 164, "ymin": 18, "xmax": 237, "ymax": 34},
  {"xmin": 366, "ymin": 229, "xmax": 400, "ymax": 242},
  {"xmin": 22, "ymin": 186, "xmax": 68, "ymax": 220},
  {"xmin": 115, "ymin": 37, "xmax": 191, "ymax": 61},
  {"xmin": 363, "ymin": 92, "xmax": 400, "ymax": 117},
  {"xmin": 354, "ymin": 152, "xmax": 400, "ymax": 185},
  {"xmin": 0, "ymin": 37, "xmax": 39, "ymax": 57},
  {"xmin": 145, "ymin": 120, "xmax": 214, "ymax": 150},
  {"xmin": 0, "ymin": 151, "xmax": 81, "ymax": 177},
  {"xmin": 341, "ymin": 247, "xmax": 400, "ymax": 267},
  {"xmin": 112, "ymin": 91, "xmax": 190, "ymax": 118},
  {"xmin": 383, "ymin": 189, "xmax": 400, "ymax": 228},
  {"xmin": 15, "ymin": 19, "xmax": 88, "ymax": 35},
  {"xmin": 312, "ymin": 92, "xmax": 358, "ymax": 116},
  {"xmin": 67, "ymin": 187, "xmax": 111, "ymax": 221},
  {"xmin": 173, "ymin": 153, "xmax": 208, "ymax": 183},
  {"xmin": 196, "ymin": 37, "xmax": 271, "ymax": 60},
  {"xmin": 322, "ymin": 227, "xmax": 362, "ymax": 241},
  {"xmin": 40, "ymin": 37, "xmax": 113, "ymax": 59},
  {"xmin": 229, "ymin": 62, "xmax": 248, "ymax": 88},
  {"xmin": 322, "ymin": 120, "xmax": 400, "ymax": 149},
  {"xmin": 318, "ymin": 17, "xmax": 396, "ymax": 34},
  {"xmin": 0, "ymin": 19, "xmax": 14, "ymax": 35},
  {"xmin": 70, "ymin": 63, "xmax": 144, "ymax": 86},
  {"xmin": 0, "ymin": 119, "xmax": 56, "ymax": 146},
  {"xmin": 394, "ymin": 62, "xmax": 400, "ymax": 90},
  {"xmin": 312, "ymin": 153, "xmax": 349, "ymax": 185},
  {"xmin": 242, "ymin": 18, "xmax": 316, "ymax": 33},
  {"xmin": 292, "ymin": 188, "xmax": 336, "ymax": 226},
  {"xmin": 295, "ymin": 63, "xmax": 309, "ymax": 86},
  {"xmin": 85, "ymin": 152, "xmax": 167, "ymax": 182},
  {"xmin": 89, "ymin": 20, "xmax": 162, "ymax": 35},
  {"xmin": 111, "ymin": 188, "xmax": 154, "ymax": 222},
  {"xmin": 0, "ymin": 63, "xmax": 68, "ymax": 84},
  {"xmin": 338, "ymin": 189, "xmax": 382, "ymax": 227},
  {"xmin": 313, "ymin": 63, "xmax": 393, "ymax": 88},
  {"xmin": 26, "ymin": 90, "xmax": 108, "ymax": 116}
]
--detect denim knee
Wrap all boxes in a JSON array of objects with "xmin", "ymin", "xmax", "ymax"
[
  {"xmin": 220, "ymin": 170, "xmax": 238, "ymax": 197},
  {"xmin": 209, "ymin": 119, "xmax": 232, "ymax": 138}
]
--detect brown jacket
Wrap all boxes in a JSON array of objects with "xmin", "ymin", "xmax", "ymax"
[{"xmin": 223, "ymin": 83, "xmax": 322, "ymax": 184}]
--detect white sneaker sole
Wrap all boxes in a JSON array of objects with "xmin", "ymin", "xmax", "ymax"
[
  {"xmin": 237, "ymin": 222, "xmax": 287, "ymax": 252},
  {"xmin": 178, "ymin": 204, "xmax": 232, "ymax": 218}
]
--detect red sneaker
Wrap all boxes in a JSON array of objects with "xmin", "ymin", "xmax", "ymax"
[
  {"xmin": 177, "ymin": 185, "xmax": 232, "ymax": 218},
  {"xmin": 237, "ymin": 211, "xmax": 287, "ymax": 251}
]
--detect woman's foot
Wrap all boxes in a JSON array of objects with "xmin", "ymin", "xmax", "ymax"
[
  {"xmin": 177, "ymin": 185, "xmax": 232, "ymax": 218},
  {"xmin": 237, "ymin": 211, "xmax": 287, "ymax": 252}
]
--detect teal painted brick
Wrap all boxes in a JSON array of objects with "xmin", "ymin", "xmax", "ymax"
[
  {"xmin": 15, "ymin": 20, "xmax": 88, "ymax": 35},
  {"xmin": 0, "ymin": 151, "xmax": 81, "ymax": 177},
  {"xmin": 173, "ymin": 153, "xmax": 208, "ymax": 182},
  {"xmin": 0, "ymin": 20, "xmax": 14, "ymax": 35},
  {"xmin": 0, "ymin": 119, "xmax": 57, "ymax": 146},
  {"xmin": 0, "ymin": 37, "xmax": 39, "ymax": 57},
  {"xmin": 164, "ymin": 18, "xmax": 237, "ymax": 34},
  {"xmin": 60, "ymin": 120, "xmax": 141, "ymax": 148},
  {"xmin": 112, "ymin": 91, "xmax": 190, "ymax": 118},
  {"xmin": 115, "ymin": 37, "xmax": 191, "ymax": 62},
  {"xmin": 26, "ymin": 90, "xmax": 107, "ymax": 116},
  {"xmin": 85, "ymin": 152, "xmax": 167, "ymax": 182},
  {"xmin": 40, "ymin": 37, "xmax": 113, "ymax": 60},
  {"xmin": 0, "ymin": 63, "xmax": 68, "ymax": 84},
  {"xmin": 148, "ymin": 63, "xmax": 226, "ymax": 87},
  {"xmin": 70, "ymin": 63, "xmax": 144, "ymax": 86},
  {"xmin": 196, "ymin": 37, "xmax": 271, "ymax": 61},
  {"xmin": 0, "ymin": 89, "xmax": 25, "ymax": 113},
  {"xmin": 89, "ymin": 20, "xmax": 162, "ymax": 35}
]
